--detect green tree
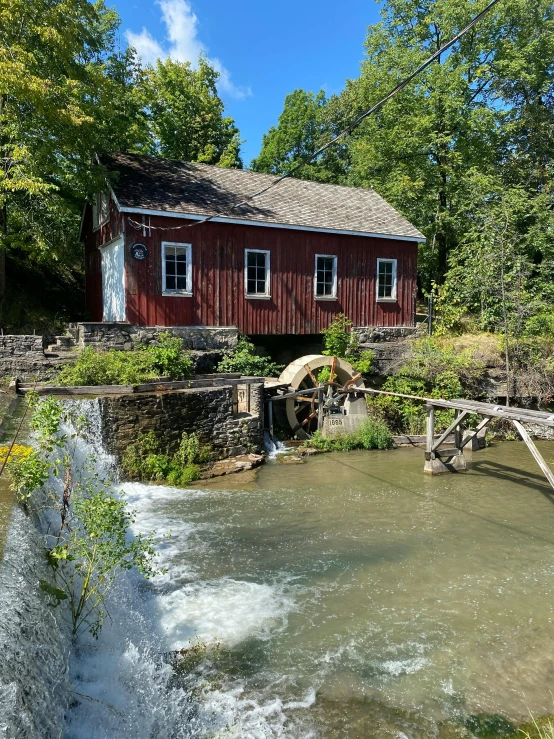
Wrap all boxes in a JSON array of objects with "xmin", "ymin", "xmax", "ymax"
[
  {"xmin": 0, "ymin": 0, "xmax": 122, "ymax": 274},
  {"xmin": 144, "ymin": 56, "xmax": 242, "ymax": 168},
  {"xmin": 251, "ymin": 89, "xmax": 342, "ymax": 181}
]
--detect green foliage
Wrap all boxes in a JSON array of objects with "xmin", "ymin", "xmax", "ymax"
[
  {"xmin": 55, "ymin": 336, "xmax": 193, "ymax": 386},
  {"xmin": 145, "ymin": 56, "xmax": 242, "ymax": 168},
  {"xmin": 217, "ymin": 336, "xmax": 283, "ymax": 377},
  {"xmin": 306, "ymin": 417, "xmax": 393, "ymax": 452},
  {"xmin": 321, "ymin": 314, "xmax": 355, "ymax": 358},
  {"xmin": 372, "ymin": 338, "xmax": 485, "ymax": 434},
  {"xmin": 519, "ymin": 715, "xmax": 554, "ymax": 739},
  {"xmin": 251, "ymin": 89, "xmax": 342, "ymax": 181},
  {"xmin": 320, "ymin": 315, "xmax": 374, "ymax": 374},
  {"xmin": 5, "ymin": 397, "xmax": 159, "ymax": 639},
  {"xmin": 146, "ymin": 334, "xmax": 194, "ymax": 379},
  {"xmin": 121, "ymin": 430, "xmax": 210, "ymax": 487},
  {"xmin": 351, "ymin": 350, "xmax": 375, "ymax": 375}
]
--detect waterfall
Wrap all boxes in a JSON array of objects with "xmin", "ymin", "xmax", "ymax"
[
  {"xmin": 263, "ymin": 430, "xmax": 288, "ymax": 458},
  {"xmin": 0, "ymin": 399, "xmax": 301, "ymax": 738}
]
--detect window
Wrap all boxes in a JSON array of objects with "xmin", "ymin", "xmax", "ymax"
[
  {"xmin": 245, "ymin": 249, "xmax": 270, "ymax": 298},
  {"xmin": 376, "ymin": 258, "xmax": 397, "ymax": 301},
  {"xmin": 162, "ymin": 242, "xmax": 192, "ymax": 295},
  {"xmin": 314, "ymin": 254, "xmax": 337, "ymax": 298},
  {"xmin": 92, "ymin": 192, "xmax": 110, "ymax": 230}
]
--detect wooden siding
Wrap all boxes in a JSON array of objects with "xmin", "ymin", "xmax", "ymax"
[
  {"xmin": 84, "ymin": 207, "xmax": 418, "ymax": 333},
  {"xmin": 83, "ymin": 197, "xmax": 125, "ymax": 322}
]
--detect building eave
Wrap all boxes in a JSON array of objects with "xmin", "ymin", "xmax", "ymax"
[{"xmin": 118, "ymin": 205, "xmax": 426, "ymax": 243}]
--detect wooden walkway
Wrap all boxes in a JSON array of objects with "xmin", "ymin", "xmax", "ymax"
[{"xmin": 269, "ymin": 382, "xmax": 554, "ymax": 490}]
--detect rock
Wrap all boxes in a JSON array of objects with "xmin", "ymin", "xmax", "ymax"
[
  {"xmin": 298, "ymin": 447, "xmax": 320, "ymax": 457},
  {"xmin": 200, "ymin": 454, "xmax": 264, "ymax": 478},
  {"xmin": 277, "ymin": 454, "xmax": 305, "ymax": 464}
]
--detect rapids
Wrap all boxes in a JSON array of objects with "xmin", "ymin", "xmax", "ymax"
[{"xmin": 2, "ymin": 399, "xmax": 554, "ymax": 737}]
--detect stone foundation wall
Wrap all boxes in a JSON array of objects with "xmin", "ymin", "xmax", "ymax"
[
  {"xmin": 77, "ymin": 323, "xmax": 239, "ymax": 351},
  {"xmin": 99, "ymin": 383, "xmax": 264, "ymax": 461},
  {"xmin": 353, "ymin": 326, "xmax": 419, "ymax": 344}
]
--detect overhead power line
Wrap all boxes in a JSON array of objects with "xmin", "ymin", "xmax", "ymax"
[{"xmin": 128, "ymin": 0, "xmax": 502, "ymax": 234}]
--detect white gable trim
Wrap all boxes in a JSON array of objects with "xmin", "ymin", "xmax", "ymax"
[{"xmin": 116, "ymin": 205, "xmax": 426, "ymax": 243}]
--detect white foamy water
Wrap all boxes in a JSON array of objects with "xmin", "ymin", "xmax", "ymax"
[
  {"xmin": 263, "ymin": 431, "xmax": 289, "ymax": 459},
  {"xmin": 63, "ymin": 474, "xmax": 303, "ymax": 738}
]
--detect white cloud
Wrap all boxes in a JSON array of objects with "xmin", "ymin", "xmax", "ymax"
[{"xmin": 125, "ymin": 0, "xmax": 251, "ymax": 100}]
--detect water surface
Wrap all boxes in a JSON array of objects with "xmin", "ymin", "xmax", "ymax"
[{"xmin": 71, "ymin": 441, "xmax": 554, "ymax": 737}]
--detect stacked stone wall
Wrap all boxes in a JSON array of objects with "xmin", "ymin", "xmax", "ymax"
[
  {"xmin": 0, "ymin": 335, "xmax": 63, "ymax": 381},
  {"xmin": 99, "ymin": 383, "xmax": 264, "ymax": 461},
  {"xmin": 77, "ymin": 323, "xmax": 238, "ymax": 351},
  {"xmin": 352, "ymin": 326, "xmax": 420, "ymax": 344}
]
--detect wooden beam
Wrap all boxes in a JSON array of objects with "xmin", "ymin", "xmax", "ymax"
[
  {"xmin": 330, "ymin": 356, "xmax": 337, "ymax": 384},
  {"xmin": 431, "ymin": 410, "xmax": 470, "ymax": 452},
  {"xmin": 317, "ymin": 386, "xmax": 324, "ymax": 430},
  {"xmin": 460, "ymin": 416, "xmax": 491, "ymax": 449},
  {"xmin": 426, "ymin": 404, "xmax": 435, "ymax": 457},
  {"xmin": 304, "ymin": 364, "xmax": 319, "ymax": 387},
  {"xmin": 512, "ymin": 420, "xmax": 554, "ymax": 491},
  {"xmin": 343, "ymin": 372, "xmax": 363, "ymax": 388}
]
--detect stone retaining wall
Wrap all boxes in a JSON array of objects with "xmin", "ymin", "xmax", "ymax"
[
  {"xmin": 76, "ymin": 323, "xmax": 239, "ymax": 351},
  {"xmin": 0, "ymin": 335, "xmax": 63, "ymax": 381},
  {"xmin": 353, "ymin": 326, "xmax": 420, "ymax": 344},
  {"xmin": 99, "ymin": 383, "xmax": 264, "ymax": 461},
  {"xmin": 0, "ymin": 335, "xmax": 44, "ymax": 356}
]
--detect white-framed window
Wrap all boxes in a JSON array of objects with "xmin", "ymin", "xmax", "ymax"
[
  {"xmin": 92, "ymin": 191, "xmax": 110, "ymax": 230},
  {"xmin": 245, "ymin": 249, "xmax": 270, "ymax": 298},
  {"xmin": 376, "ymin": 258, "xmax": 397, "ymax": 301},
  {"xmin": 162, "ymin": 242, "xmax": 192, "ymax": 296},
  {"xmin": 314, "ymin": 254, "xmax": 337, "ymax": 299}
]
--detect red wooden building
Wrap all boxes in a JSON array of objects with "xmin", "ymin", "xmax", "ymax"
[{"xmin": 80, "ymin": 153, "xmax": 424, "ymax": 336}]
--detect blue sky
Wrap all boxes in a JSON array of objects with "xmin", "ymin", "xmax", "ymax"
[{"xmin": 116, "ymin": 0, "xmax": 381, "ymax": 165}]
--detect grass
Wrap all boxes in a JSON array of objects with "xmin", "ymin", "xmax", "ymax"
[{"xmin": 305, "ymin": 416, "xmax": 393, "ymax": 452}]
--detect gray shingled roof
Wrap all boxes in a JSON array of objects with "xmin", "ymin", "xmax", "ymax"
[{"xmin": 104, "ymin": 153, "xmax": 425, "ymax": 241}]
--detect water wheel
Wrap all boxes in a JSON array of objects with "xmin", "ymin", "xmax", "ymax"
[{"xmin": 276, "ymin": 355, "xmax": 366, "ymax": 439}]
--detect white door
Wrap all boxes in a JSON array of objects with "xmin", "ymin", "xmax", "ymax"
[{"xmin": 100, "ymin": 237, "xmax": 126, "ymax": 322}]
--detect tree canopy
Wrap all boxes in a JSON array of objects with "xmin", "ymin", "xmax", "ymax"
[
  {"xmin": 253, "ymin": 0, "xmax": 554, "ymax": 311},
  {"xmin": 0, "ymin": 0, "xmax": 242, "ymax": 322}
]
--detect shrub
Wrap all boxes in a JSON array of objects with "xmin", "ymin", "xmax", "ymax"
[
  {"xmin": 306, "ymin": 417, "xmax": 393, "ymax": 452},
  {"xmin": 370, "ymin": 340, "xmax": 481, "ymax": 434},
  {"xmin": 321, "ymin": 314, "xmax": 355, "ymax": 358},
  {"xmin": 217, "ymin": 336, "xmax": 283, "ymax": 377},
  {"xmin": 351, "ymin": 349, "xmax": 374, "ymax": 374},
  {"xmin": 321, "ymin": 315, "xmax": 374, "ymax": 375},
  {"xmin": 147, "ymin": 333, "xmax": 193, "ymax": 378},
  {"xmin": 55, "ymin": 334, "xmax": 193, "ymax": 386},
  {"xmin": 2, "ymin": 397, "xmax": 159, "ymax": 639},
  {"xmin": 121, "ymin": 430, "xmax": 211, "ymax": 487}
]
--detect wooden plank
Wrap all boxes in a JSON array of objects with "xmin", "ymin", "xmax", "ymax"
[
  {"xmin": 460, "ymin": 417, "xmax": 491, "ymax": 449},
  {"xmin": 426, "ymin": 404, "xmax": 435, "ymax": 455},
  {"xmin": 431, "ymin": 410, "xmax": 470, "ymax": 452},
  {"xmin": 512, "ymin": 420, "xmax": 554, "ymax": 491},
  {"xmin": 433, "ymin": 447, "xmax": 463, "ymax": 457},
  {"xmin": 19, "ymin": 385, "xmax": 135, "ymax": 396},
  {"xmin": 342, "ymin": 389, "xmax": 554, "ymax": 428}
]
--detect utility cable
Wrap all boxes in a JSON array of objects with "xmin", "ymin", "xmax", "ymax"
[{"xmin": 128, "ymin": 0, "xmax": 502, "ymax": 234}]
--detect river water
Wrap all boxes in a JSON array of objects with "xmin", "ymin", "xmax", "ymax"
[{"xmin": 2, "ymin": 415, "xmax": 554, "ymax": 737}]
